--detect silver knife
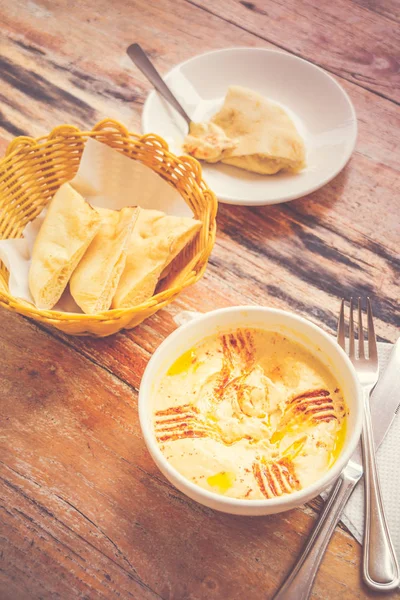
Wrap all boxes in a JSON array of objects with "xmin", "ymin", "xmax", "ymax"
[{"xmin": 274, "ymin": 339, "xmax": 400, "ymax": 600}]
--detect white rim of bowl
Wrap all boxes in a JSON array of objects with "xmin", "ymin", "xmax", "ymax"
[
  {"xmin": 141, "ymin": 47, "xmax": 358, "ymax": 205},
  {"xmin": 139, "ymin": 306, "xmax": 363, "ymax": 511}
]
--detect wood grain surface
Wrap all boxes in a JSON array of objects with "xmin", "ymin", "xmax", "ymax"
[{"xmin": 0, "ymin": 0, "xmax": 399, "ymax": 599}]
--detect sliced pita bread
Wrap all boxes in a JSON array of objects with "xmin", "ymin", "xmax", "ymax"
[
  {"xmin": 112, "ymin": 209, "xmax": 202, "ymax": 309},
  {"xmin": 70, "ymin": 206, "xmax": 139, "ymax": 314},
  {"xmin": 29, "ymin": 183, "xmax": 101, "ymax": 310},
  {"xmin": 213, "ymin": 86, "xmax": 306, "ymax": 174}
]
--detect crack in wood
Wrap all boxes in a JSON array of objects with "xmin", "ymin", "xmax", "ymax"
[
  {"xmin": 350, "ymin": 0, "xmax": 400, "ymax": 25},
  {"xmin": 0, "ymin": 55, "xmax": 96, "ymax": 122},
  {"xmin": 13, "ymin": 507, "xmax": 87, "ymax": 563},
  {"xmin": 215, "ymin": 213, "xmax": 399, "ymax": 328},
  {"xmin": 0, "ymin": 473, "xmax": 165, "ymax": 599},
  {"xmin": 25, "ymin": 318, "xmax": 141, "ymax": 396},
  {"xmin": 54, "ymin": 495, "xmax": 140, "ymax": 575},
  {"xmin": 0, "ymin": 110, "xmax": 27, "ymax": 137},
  {"xmin": 13, "ymin": 39, "xmax": 46, "ymax": 56}
]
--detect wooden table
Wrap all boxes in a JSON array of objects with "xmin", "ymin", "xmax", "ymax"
[{"xmin": 1, "ymin": 1, "xmax": 399, "ymax": 598}]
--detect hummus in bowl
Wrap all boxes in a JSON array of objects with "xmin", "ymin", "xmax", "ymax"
[
  {"xmin": 153, "ymin": 328, "xmax": 346, "ymax": 500},
  {"xmin": 139, "ymin": 307, "xmax": 362, "ymax": 515}
]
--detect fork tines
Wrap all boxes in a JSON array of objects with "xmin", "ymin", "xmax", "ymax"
[{"xmin": 337, "ymin": 297, "xmax": 378, "ymax": 360}]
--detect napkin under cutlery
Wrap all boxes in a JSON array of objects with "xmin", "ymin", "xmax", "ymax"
[{"xmin": 330, "ymin": 341, "xmax": 400, "ymax": 560}]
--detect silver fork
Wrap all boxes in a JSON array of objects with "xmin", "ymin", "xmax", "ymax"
[
  {"xmin": 338, "ymin": 297, "xmax": 399, "ymax": 590},
  {"xmin": 273, "ymin": 299, "xmax": 399, "ymax": 600}
]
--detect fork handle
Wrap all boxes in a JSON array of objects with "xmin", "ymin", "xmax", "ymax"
[
  {"xmin": 362, "ymin": 390, "xmax": 400, "ymax": 591},
  {"xmin": 273, "ymin": 472, "xmax": 359, "ymax": 600}
]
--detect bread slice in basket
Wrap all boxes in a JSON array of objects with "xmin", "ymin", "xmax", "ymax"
[
  {"xmin": 29, "ymin": 183, "xmax": 101, "ymax": 310},
  {"xmin": 70, "ymin": 206, "xmax": 139, "ymax": 314},
  {"xmin": 112, "ymin": 209, "xmax": 202, "ymax": 309}
]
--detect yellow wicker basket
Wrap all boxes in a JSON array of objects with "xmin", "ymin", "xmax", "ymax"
[{"xmin": 0, "ymin": 119, "xmax": 217, "ymax": 336}]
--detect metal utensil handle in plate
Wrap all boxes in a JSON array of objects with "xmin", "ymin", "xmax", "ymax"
[
  {"xmin": 273, "ymin": 471, "xmax": 360, "ymax": 600},
  {"xmin": 362, "ymin": 387, "xmax": 399, "ymax": 591},
  {"xmin": 127, "ymin": 43, "xmax": 192, "ymax": 126}
]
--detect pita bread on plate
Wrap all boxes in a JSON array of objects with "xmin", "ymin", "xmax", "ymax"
[
  {"xmin": 213, "ymin": 86, "xmax": 306, "ymax": 174},
  {"xmin": 29, "ymin": 183, "xmax": 101, "ymax": 310},
  {"xmin": 112, "ymin": 209, "xmax": 202, "ymax": 309},
  {"xmin": 185, "ymin": 85, "xmax": 306, "ymax": 174},
  {"xmin": 70, "ymin": 206, "xmax": 139, "ymax": 314}
]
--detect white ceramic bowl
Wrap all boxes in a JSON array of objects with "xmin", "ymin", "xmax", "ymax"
[
  {"xmin": 139, "ymin": 306, "xmax": 363, "ymax": 515},
  {"xmin": 142, "ymin": 47, "xmax": 357, "ymax": 206}
]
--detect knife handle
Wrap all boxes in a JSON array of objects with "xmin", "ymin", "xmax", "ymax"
[
  {"xmin": 273, "ymin": 472, "xmax": 358, "ymax": 600},
  {"xmin": 362, "ymin": 391, "xmax": 400, "ymax": 591}
]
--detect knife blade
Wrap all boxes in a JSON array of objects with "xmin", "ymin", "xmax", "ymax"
[
  {"xmin": 370, "ymin": 339, "xmax": 399, "ymax": 449},
  {"xmin": 351, "ymin": 338, "xmax": 400, "ymax": 465}
]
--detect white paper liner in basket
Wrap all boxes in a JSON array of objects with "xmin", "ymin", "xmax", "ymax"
[{"xmin": 0, "ymin": 138, "xmax": 193, "ymax": 312}]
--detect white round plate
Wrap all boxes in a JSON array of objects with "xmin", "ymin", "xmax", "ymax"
[{"xmin": 142, "ymin": 48, "xmax": 357, "ymax": 206}]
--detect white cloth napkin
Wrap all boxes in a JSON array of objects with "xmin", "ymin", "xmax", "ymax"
[{"xmin": 172, "ymin": 310, "xmax": 399, "ymax": 558}]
